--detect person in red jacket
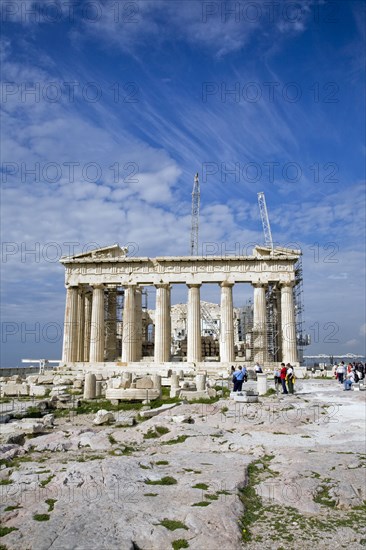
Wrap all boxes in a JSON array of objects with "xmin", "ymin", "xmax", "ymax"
[{"xmin": 280, "ymin": 363, "xmax": 288, "ymax": 394}]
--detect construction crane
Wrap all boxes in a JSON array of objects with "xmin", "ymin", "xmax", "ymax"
[
  {"xmin": 257, "ymin": 192, "xmax": 274, "ymax": 253},
  {"xmin": 190, "ymin": 172, "xmax": 200, "ymax": 256}
]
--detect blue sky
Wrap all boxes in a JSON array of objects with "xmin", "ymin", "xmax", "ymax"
[{"xmin": 1, "ymin": 0, "xmax": 365, "ymax": 366}]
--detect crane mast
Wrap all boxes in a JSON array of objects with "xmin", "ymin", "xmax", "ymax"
[
  {"xmin": 190, "ymin": 172, "xmax": 200, "ymax": 256},
  {"xmin": 257, "ymin": 191, "xmax": 274, "ymax": 252}
]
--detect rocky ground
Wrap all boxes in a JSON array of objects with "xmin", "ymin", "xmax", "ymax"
[{"xmin": 1, "ymin": 379, "xmax": 365, "ymax": 550}]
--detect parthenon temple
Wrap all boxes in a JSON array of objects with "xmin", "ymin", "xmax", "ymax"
[{"xmin": 60, "ymin": 244, "xmax": 301, "ymax": 372}]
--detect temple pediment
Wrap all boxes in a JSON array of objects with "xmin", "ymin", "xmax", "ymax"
[{"xmin": 61, "ymin": 244, "xmax": 128, "ymax": 262}]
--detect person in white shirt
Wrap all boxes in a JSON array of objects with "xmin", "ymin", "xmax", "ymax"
[{"xmin": 344, "ymin": 371, "xmax": 354, "ymax": 391}]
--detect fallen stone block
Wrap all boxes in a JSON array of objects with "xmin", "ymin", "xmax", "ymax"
[
  {"xmin": 179, "ymin": 390, "xmax": 211, "ymax": 401},
  {"xmin": 139, "ymin": 403, "xmax": 179, "ymax": 418},
  {"xmin": 105, "ymin": 388, "xmax": 161, "ymax": 402},
  {"xmin": 2, "ymin": 383, "xmax": 29, "ymax": 397},
  {"xmin": 29, "ymin": 384, "xmax": 48, "ymax": 397},
  {"xmin": 93, "ymin": 409, "xmax": 115, "ymax": 425},
  {"xmin": 136, "ymin": 377, "xmax": 154, "ymax": 389}
]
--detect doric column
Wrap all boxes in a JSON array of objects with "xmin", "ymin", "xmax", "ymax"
[
  {"xmin": 76, "ymin": 288, "xmax": 85, "ymax": 362},
  {"xmin": 89, "ymin": 285, "xmax": 105, "ymax": 363},
  {"xmin": 105, "ymin": 288, "xmax": 117, "ymax": 361},
  {"xmin": 274, "ymin": 285, "xmax": 282, "ymax": 361},
  {"xmin": 253, "ymin": 283, "xmax": 267, "ymax": 363},
  {"xmin": 134, "ymin": 287, "xmax": 143, "ymax": 361},
  {"xmin": 187, "ymin": 284, "xmax": 202, "ymax": 363},
  {"xmin": 122, "ymin": 285, "xmax": 136, "ymax": 362},
  {"xmin": 166, "ymin": 285, "xmax": 172, "ymax": 359},
  {"xmin": 154, "ymin": 284, "xmax": 171, "ymax": 363},
  {"xmin": 83, "ymin": 291, "xmax": 92, "ymax": 362},
  {"xmin": 219, "ymin": 282, "xmax": 235, "ymax": 362},
  {"xmin": 280, "ymin": 282, "xmax": 298, "ymax": 364},
  {"xmin": 62, "ymin": 285, "xmax": 79, "ymax": 362}
]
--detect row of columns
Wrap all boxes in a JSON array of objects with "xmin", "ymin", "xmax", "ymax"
[{"xmin": 62, "ymin": 281, "xmax": 298, "ymax": 365}]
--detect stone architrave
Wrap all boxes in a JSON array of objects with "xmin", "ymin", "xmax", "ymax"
[
  {"xmin": 253, "ymin": 283, "xmax": 267, "ymax": 364},
  {"xmin": 281, "ymin": 282, "xmax": 298, "ymax": 364},
  {"xmin": 154, "ymin": 284, "xmax": 171, "ymax": 363},
  {"xmin": 76, "ymin": 288, "xmax": 85, "ymax": 362},
  {"xmin": 220, "ymin": 282, "xmax": 235, "ymax": 362},
  {"xmin": 122, "ymin": 285, "xmax": 136, "ymax": 362},
  {"xmin": 62, "ymin": 286, "xmax": 79, "ymax": 363},
  {"xmin": 105, "ymin": 288, "xmax": 117, "ymax": 361},
  {"xmin": 83, "ymin": 291, "xmax": 92, "ymax": 362},
  {"xmin": 89, "ymin": 285, "xmax": 105, "ymax": 363}
]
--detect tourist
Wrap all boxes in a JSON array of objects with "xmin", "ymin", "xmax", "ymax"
[
  {"xmin": 242, "ymin": 365, "xmax": 248, "ymax": 383},
  {"xmin": 336, "ymin": 362, "xmax": 346, "ymax": 384},
  {"xmin": 233, "ymin": 366, "xmax": 245, "ymax": 392},
  {"xmin": 254, "ymin": 362, "xmax": 263, "ymax": 374},
  {"xmin": 286, "ymin": 363, "xmax": 295, "ymax": 394},
  {"xmin": 344, "ymin": 371, "xmax": 355, "ymax": 391},
  {"xmin": 274, "ymin": 367, "xmax": 281, "ymax": 392},
  {"xmin": 280, "ymin": 363, "xmax": 288, "ymax": 394}
]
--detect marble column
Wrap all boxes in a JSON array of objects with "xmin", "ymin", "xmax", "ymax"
[
  {"xmin": 134, "ymin": 287, "xmax": 143, "ymax": 361},
  {"xmin": 253, "ymin": 283, "xmax": 267, "ymax": 364},
  {"xmin": 105, "ymin": 288, "xmax": 117, "ymax": 361},
  {"xmin": 154, "ymin": 284, "xmax": 171, "ymax": 363},
  {"xmin": 122, "ymin": 285, "xmax": 136, "ymax": 362},
  {"xmin": 274, "ymin": 285, "xmax": 282, "ymax": 361},
  {"xmin": 83, "ymin": 291, "xmax": 92, "ymax": 362},
  {"xmin": 166, "ymin": 285, "xmax": 172, "ymax": 359},
  {"xmin": 219, "ymin": 282, "xmax": 235, "ymax": 362},
  {"xmin": 280, "ymin": 282, "xmax": 298, "ymax": 364},
  {"xmin": 62, "ymin": 285, "xmax": 79, "ymax": 362},
  {"xmin": 76, "ymin": 288, "xmax": 85, "ymax": 362},
  {"xmin": 187, "ymin": 284, "xmax": 202, "ymax": 363},
  {"xmin": 89, "ymin": 285, "xmax": 105, "ymax": 363}
]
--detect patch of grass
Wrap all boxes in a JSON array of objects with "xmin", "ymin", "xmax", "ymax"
[
  {"xmin": 204, "ymin": 493, "xmax": 218, "ymax": 500},
  {"xmin": 301, "ymin": 435, "xmax": 311, "ymax": 438},
  {"xmin": 162, "ymin": 435, "xmax": 189, "ymax": 445},
  {"xmin": 144, "ymin": 493, "xmax": 158, "ymax": 497},
  {"xmin": 139, "ymin": 463, "xmax": 151, "ymax": 470},
  {"xmin": 0, "ymin": 480, "xmax": 13, "ymax": 486},
  {"xmin": 45, "ymin": 499, "xmax": 57, "ymax": 512},
  {"xmin": 192, "ymin": 483, "xmax": 209, "ymax": 490},
  {"xmin": 159, "ymin": 519, "xmax": 188, "ymax": 531},
  {"xmin": 0, "ymin": 526, "xmax": 18, "ymax": 537},
  {"xmin": 156, "ymin": 460, "xmax": 169, "ymax": 465},
  {"xmin": 108, "ymin": 434, "xmax": 117, "ymax": 445},
  {"xmin": 263, "ymin": 388, "xmax": 277, "ymax": 396},
  {"xmin": 216, "ymin": 490, "xmax": 231, "ymax": 495},
  {"xmin": 273, "ymin": 432, "xmax": 286, "ymax": 435},
  {"xmin": 145, "ymin": 476, "xmax": 177, "ymax": 486},
  {"xmin": 192, "ymin": 501, "xmax": 211, "ymax": 507},
  {"xmin": 4, "ymin": 505, "xmax": 22, "ymax": 512},
  {"xmin": 143, "ymin": 426, "xmax": 170, "ymax": 439},
  {"xmin": 221, "ymin": 406, "xmax": 229, "ymax": 414},
  {"xmin": 33, "ymin": 514, "xmax": 50, "ymax": 521},
  {"xmin": 172, "ymin": 540, "xmax": 189, "ymax": 550},
  {"xmin": 314, "ymin": 485, "xmax": 337, "ymax": 508},
  {"xmin": 109, "ymin": 445, "xmax": 136, "ymax": 456},
  {"xmin": 39, "ymin": 475, "xmax": 55, "ymax": 487}
]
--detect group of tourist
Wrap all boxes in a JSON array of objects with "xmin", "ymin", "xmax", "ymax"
[
  {"xmin": 274, "ymin": 363, "xmax": 295, "ymax": 394},
  {"xmin": 231, "ymin": 362, "xmax": 296, "ymax": 395},
  {"xmin": 333, "ymin": 361, "xmax": 365, "ymax": 391}
]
